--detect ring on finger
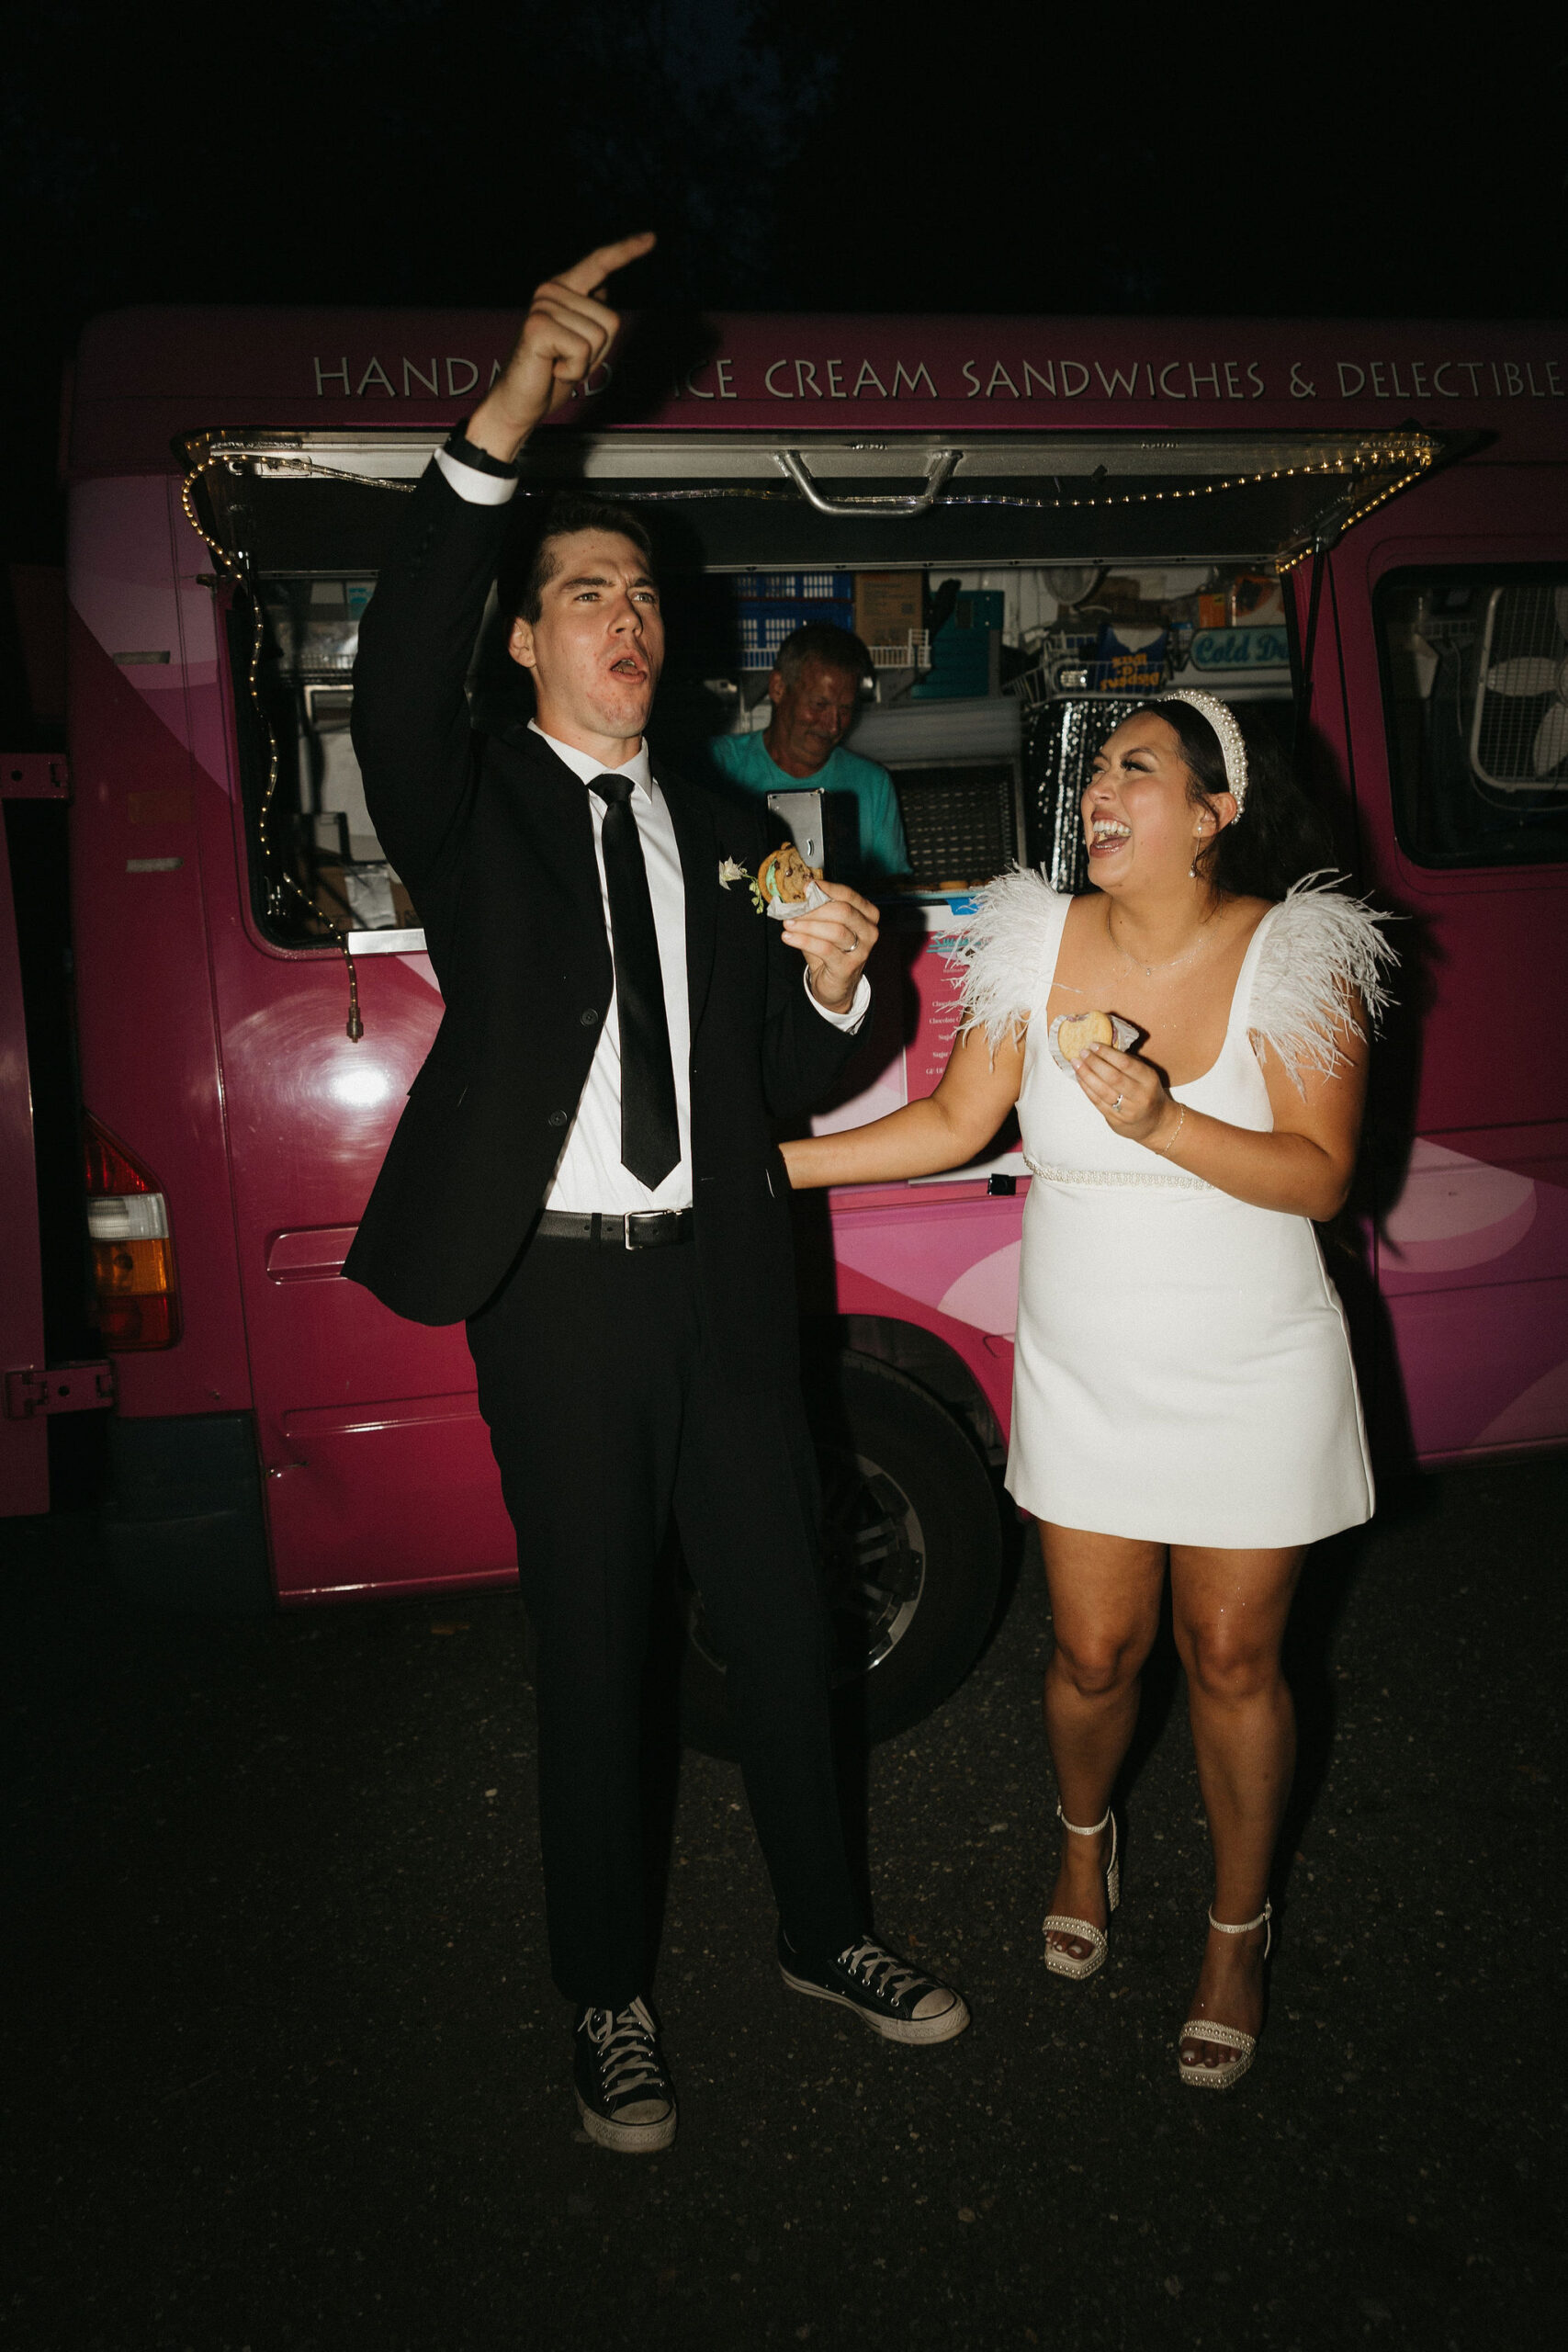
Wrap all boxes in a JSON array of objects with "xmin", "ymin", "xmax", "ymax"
[{"xmin": 1113, "ymin": 1092, "xmax": 1124, "ymax": 1112}]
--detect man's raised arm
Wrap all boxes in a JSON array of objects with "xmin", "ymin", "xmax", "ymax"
[
  {"xmin": 351, "ymin": 233, "xmax": 656, "ymax": 888},
  {"xmin": 464, "ymin": 231, "xmax": 655, "ymax": 463}
]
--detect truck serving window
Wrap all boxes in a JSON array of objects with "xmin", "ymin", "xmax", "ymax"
[
  {"xmin": 1377, "ymin": 568, "xmax": 1568, "ymax": 869},
  {"xmin": 184, "ymin": 426, "xmax": 1458, "ymax": 943},
  {"xmin": 248, "ymin": 575, "xmax": 411, "ymax": 933}
]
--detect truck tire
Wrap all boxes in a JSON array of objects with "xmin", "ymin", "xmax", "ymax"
[{"xmin": 678, "ymin": 1351, "xmax": 1004, "ymax": 1758}]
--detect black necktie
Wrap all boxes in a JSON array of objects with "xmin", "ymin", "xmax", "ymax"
[{"xmin": 586, "ymin": 774, "xmax": 681, "ymax": 1191}]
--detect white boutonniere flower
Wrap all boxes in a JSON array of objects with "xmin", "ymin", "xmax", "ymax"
[{"xmin": 717, "ymin": 856, "xmax": 750, "ymax": 890}]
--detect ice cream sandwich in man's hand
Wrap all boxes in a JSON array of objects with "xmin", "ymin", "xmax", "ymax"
[{"xmin": 753, "ymin": 842, "xmax": 831, "ymax": 922}]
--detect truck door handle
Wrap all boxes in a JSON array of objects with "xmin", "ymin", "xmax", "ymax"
[{"xmin": 775, "ymin": 448, "xmax": 961, "ymax": 518}]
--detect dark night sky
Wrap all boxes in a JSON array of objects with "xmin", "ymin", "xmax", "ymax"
[{"xmin": 3, "ymin": 0, "xmax": 1564, "ymax": 562}]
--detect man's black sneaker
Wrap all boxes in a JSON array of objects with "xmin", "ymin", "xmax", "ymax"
[
  {"xmin": 572, "ymin": 1996, "xmax": 677, "ymax": 2154},
  {"xmin": 778, "ymin": 1931, "xmax": 970, "ymax": 2045}
]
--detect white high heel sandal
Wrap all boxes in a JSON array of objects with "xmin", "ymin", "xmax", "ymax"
[
  {"xmin": 1178, "ymin": 1902, "xmax": 1272, "ymax": 2090},
  {"xmin": 1042, "ymin": 1804, "xmax": 1120, "ymax": 1981}
]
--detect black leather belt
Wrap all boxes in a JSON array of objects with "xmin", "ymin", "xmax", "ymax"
[{"xmin": 536, "ymin": 1208, "xmax": 694, "ymax": 1250}]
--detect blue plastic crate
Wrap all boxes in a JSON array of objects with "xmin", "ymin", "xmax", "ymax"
[
  {"xmin": 732, "ymin": 571, "xmax": 853, "ymax": 604},
  {"xmin": 737, "ymin": 600, "xmax": 856, "ymax": 667}
]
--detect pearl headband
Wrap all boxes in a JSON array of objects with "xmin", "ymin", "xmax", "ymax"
[{"xmin": 1157, "ymin": 688, "xmax": 1248, "ymax": 821}]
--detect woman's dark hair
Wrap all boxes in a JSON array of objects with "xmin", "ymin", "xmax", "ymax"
[{"xmin": 1130, "ymin": 699, "xmax": 1332, "ymax": 902}]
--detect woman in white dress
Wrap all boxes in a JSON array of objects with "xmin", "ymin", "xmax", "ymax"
[{"xmin": 782, "ymin": 692, "xmax": 1393, "ymax": 2088}]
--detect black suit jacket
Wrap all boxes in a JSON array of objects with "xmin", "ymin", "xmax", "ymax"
[{"xmin": 343, "ymin": 462, "xmax": 863, "ymax": 1376}]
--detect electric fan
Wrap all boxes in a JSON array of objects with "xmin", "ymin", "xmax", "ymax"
[{"xmin": 1470, "ymin": 583, "xmax": 1568, "ymax": 789}]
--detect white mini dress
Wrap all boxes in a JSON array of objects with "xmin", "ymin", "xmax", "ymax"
[{"xmin": 960, "ymin": 873, "xmax": 1395, "ymax": 1550}]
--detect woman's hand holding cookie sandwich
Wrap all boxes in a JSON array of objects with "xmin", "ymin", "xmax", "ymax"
[
  {"xmin": 1072, "ymin": 1034, "xmax": 1177, "ymax": 1148},
  {"xmin": 778, "ymin": 882, "xmax": 880, "ymax": 1015},
  {"xmin": 1053, "ymin": 1009, "xmax": 1174, "ymax": 1148}
]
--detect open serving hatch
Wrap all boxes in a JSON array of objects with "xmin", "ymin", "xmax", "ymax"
[
  {"xmin": 180, "ymin": 423, "xmax": 1473, "ymax": 971},
  {"xmin": 186, "ymin": 424, "xmax": 1467, "ymax": 572}
]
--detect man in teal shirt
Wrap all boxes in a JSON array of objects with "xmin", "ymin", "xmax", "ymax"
[{"xmin": 708, "ymin": 624, "xmax": 911, "ymax": 885}]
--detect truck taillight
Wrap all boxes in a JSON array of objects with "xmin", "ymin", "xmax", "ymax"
[{"xmin": 84, "ymin": 1116, "xmax": 181, "ymax": 1350}]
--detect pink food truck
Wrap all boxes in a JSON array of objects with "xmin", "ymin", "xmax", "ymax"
[{"xmin": 3, "ymin": 309, "xmax": 1565, "ymax": 1747}]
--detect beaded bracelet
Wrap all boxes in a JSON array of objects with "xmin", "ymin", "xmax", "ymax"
[{"xmin": 1153, "ymin": 1104, "xmax": 1187, "ymax": 1159}]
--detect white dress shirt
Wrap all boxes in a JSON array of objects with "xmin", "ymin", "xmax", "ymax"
[
  {"xmin": 434, "ymin": 443, "xmax": 871, "ymax": 1215},
  {"xmin": 533, "ymin": 725, "xmax": 694, "ymax": 1214}
]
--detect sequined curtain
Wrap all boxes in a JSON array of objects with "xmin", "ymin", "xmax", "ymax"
[{"xmin": 1023, "ymin": 697, "xmax": 1148, "ymax": 891}]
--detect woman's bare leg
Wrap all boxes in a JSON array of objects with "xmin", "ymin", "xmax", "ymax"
[
  {"xmin": 1039, "ymin": 1522, "xmax": 1165, "ymax": 1964},
  {"xmin": 1169, "ymin": 1542, "xmax": 1307, "ymax": 2069}
]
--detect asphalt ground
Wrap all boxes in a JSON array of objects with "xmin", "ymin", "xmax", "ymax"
[{"xmin": 3, "ymin": 1456, "xmax": 1564, "ymax": 2352}]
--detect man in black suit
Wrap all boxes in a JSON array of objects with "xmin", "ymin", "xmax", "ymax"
[{"xmin": 346, "ymin": 236, "xmax": 967, "ymax": 2154}]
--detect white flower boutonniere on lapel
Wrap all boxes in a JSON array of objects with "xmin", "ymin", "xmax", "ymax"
[{"xmin": 717, "ymin": 856, "xmax": 750, "ymax": 891}]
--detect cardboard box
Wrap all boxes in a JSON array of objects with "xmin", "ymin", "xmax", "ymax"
[
  {"xmin": 855, "ymin": 571, "xmax": 923, "ymax": 653},
  {"xmin": 312, "ymin": 857, "xmax": 419, "ymax": 933},
  {"xmin": 311, "ymin": 857, "xmax": 355, "ymax": 932},
  {"xmin": 1092, "ymin": 574, "xmax": 1165, "ymax": 622},
  {"xmin": 1228, "ymin": 572, "xmax": 1285, "ymax": 628}
]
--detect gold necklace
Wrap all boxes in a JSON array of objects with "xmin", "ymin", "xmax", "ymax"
[{"xmin": 1106, "ymin": 907, "xmax": 1216, "ymax": 980}]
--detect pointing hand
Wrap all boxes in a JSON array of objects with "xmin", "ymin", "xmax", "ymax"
[{"xmin": 466, "ymin": 232, "xmax": 657, "ymax": 463}]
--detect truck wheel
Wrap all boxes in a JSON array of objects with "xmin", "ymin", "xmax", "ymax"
[{"xmin": 678, "ymin": 1351, "xmax": 1004, "ymax": 1758}]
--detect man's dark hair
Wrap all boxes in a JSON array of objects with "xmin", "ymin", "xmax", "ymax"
[
  {"xmin": 506, "ymin": 495, "xmax": 656, "ymax": 626},
  {"xmin": 773, "ymin": 623, "xmax": 872, "ymax": 688}
]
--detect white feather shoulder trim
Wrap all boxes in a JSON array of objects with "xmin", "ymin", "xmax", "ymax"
[
  {"xmin": 1248, "ymin": 872, "xmax": 1398, "ymax": 1090},
  {"xmin": 953, "ymin": 865, "xmax": 1066, "ymax": 1053}
]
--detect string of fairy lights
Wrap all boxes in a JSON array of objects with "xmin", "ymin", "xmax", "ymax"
[
  {"xmin": 180, "ymin": 442, "xmax": 365, "ymax": 1039},
  {"xmin": 1273, "ymin": 458, "xmax": 1437, "ymax": 570},
  {"xmin": 634, "ymin": 442, "xmax": 1440, "ymax": 537},
  {"xmin": 191, "ymin": 431, "xmax": 1439, "ymax": 539}
]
